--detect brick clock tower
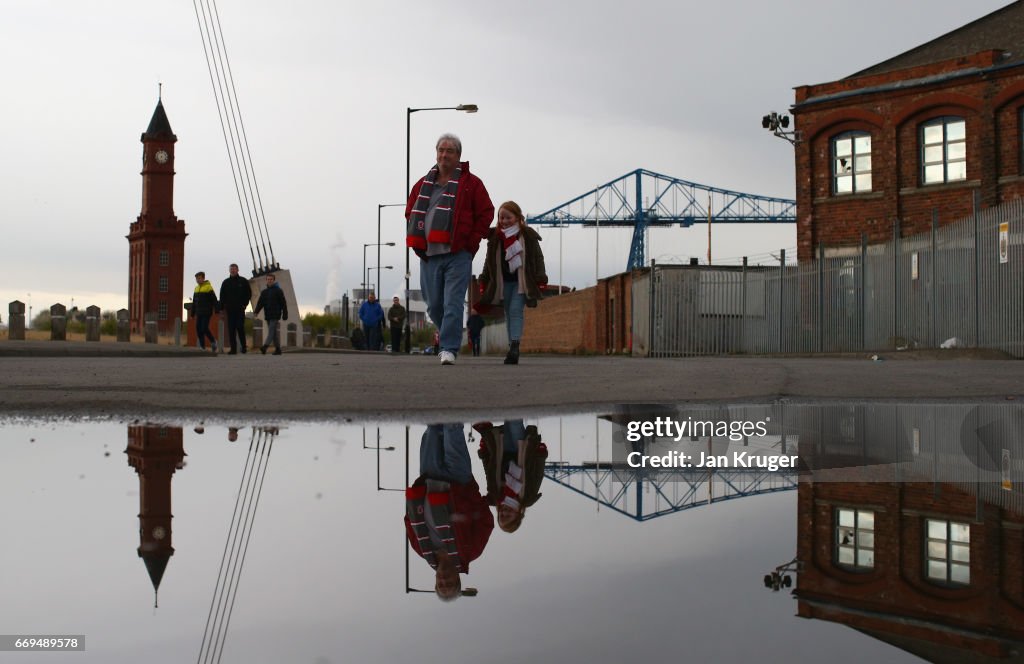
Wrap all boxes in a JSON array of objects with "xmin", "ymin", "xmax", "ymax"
[{"xmin": 128, "ymin": 97, "xmax": 187, "ymax": 334}]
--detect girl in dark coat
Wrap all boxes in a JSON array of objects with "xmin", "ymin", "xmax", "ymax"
[{"xmin": 477, "ymin": 201, "xmax": 547, "ymax": 365}]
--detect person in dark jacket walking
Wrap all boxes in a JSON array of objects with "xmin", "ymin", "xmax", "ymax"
[
  {"xmin": 253, "ymin": 272, "xmax": 288, "ymax": 355},
  {"xmin": 358, "ymin": 293, "xmax": 385, "ymax": 352},
  {"xmin": 466, "ymin": 313, "xmax": 485, "ymax": 356},
  {"xmin": 219, "ymin": 263, "xmax": 252, "ymax": 354},
  {"xmin": 387, "ymin": 296, "xmax": 406, "ymax": 354},
  {"xmin": 192, "ymin": 271, "xmax": 219, "ymax": 353}
]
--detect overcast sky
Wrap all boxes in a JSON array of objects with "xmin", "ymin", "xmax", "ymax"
[{"xmin": 0, "ymin": 0, "xmax": 1010, "ymax": 316}]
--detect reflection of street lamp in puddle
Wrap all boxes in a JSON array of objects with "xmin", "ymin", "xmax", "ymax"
[{"xmin": 363, "ymin": 426, "xmax": 395, "ymax": 451}]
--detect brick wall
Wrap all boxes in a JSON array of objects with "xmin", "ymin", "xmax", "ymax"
[
  {"xmin": 519, "ymin": 272, "xmax": 635, "ymax": 354},
  {"xmin": 793, "ymin": 51, "xmax": 1024, "ymax": 262}
]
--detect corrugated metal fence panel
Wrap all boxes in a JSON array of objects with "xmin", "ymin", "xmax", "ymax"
[
  {"xmin": 631, "ymin": 270, "xmax": 650, "ymax": 357},
  {"xmin": 643, "ymin": 198, "xmax": 1024, "ymax": 358}
]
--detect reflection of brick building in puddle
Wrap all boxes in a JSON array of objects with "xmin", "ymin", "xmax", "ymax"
[
  {"xmin": 794, "ymin": 401, "xmax": 1024, "ymax": 660},
  {"xmin": 796, "ymin": 480, "xmax": 1024, "ymax": 659},
  {"xmin": 125, "ymin": 425, "xmax": 186, "ymax": 606}
]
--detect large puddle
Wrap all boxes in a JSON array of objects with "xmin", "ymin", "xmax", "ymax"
[{"xmin": 2, "ymin": 402, "xmax": 1022, "ymax": 663}]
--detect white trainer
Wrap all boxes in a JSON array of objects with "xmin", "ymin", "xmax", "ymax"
[{"xmin": 439, "ymin": 350, "xmax": 456, "ymax": 365}]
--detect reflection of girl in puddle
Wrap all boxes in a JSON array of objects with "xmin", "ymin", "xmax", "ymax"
[
  {"xmin": 405, "ymin": 424, "xmax": 493, "ymax": 601},
  {"xmin": 476, "ymin": 420, "xmax": 548, "ymax": 533}
]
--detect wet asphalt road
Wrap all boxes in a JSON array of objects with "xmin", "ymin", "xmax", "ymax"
[{"xmin": 0, "ymin": 342, "xmax": 1020, "ymax": 420}]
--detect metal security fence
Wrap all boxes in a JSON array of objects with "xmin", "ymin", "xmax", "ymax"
[{"xmin": 634, "ymin": 197, "xmax": 1024, "ymax": 357}]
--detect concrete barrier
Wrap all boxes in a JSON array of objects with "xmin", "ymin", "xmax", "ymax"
[
  {"xmin": 8, "ymin": 301, "xmax": 25, "ymax": 340},
  {"xmin": 50, "ymin": 304, "xmax": 67, "ymax": 341},
  {"xmin": 287, "ymin": 323, "xmax": 297, "ymax": 347},
  {"xmin": 253, "ymin": 319, "xmax": 263, "ymax": 347},
  {"xmin": 85, "ymin": 305, "xmax": 101, "ymax": 342},
  {"xmin": 303, "ymin": 326, "xmax": 312, "ymax": 347},
  {"xmin": 117, "ymin": 309, "xmax": 130, "ymax": 342},
  {"xmin": 173, "ymin": 318, "xmax": 182, "ymax": 346}
]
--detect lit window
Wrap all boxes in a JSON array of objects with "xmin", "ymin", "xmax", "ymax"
[
  {"xmin": 158, "ymin": 302, "xmax": 168, "ymax": 321},
  {"xmin": 925, "ymin": 518, "xmax": 970, "ymax": 585},
  {"xmin": 159, "ymin": 250, "xmax": 170, "ymax": 267},
  {"xmin": 158, "ymin": 276, "xmax": 169, "ymax": 293},
  {"xmin": 921, "ymin": 117, "xmax": 966, "ymax": 184},
  {"xmin": 833, "ymin": 132, "xmax": 872, "ymax": 194},
  {"xmin": 836, "ymin": 508, "xmax": 875, "ymax": 569}
]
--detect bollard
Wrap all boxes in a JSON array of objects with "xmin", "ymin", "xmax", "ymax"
[
  {"xmin": 287, "ymin": 323, "xmax": 297, "ymax": 347},
  {"xmin": 253, "ymin": 319, "xmax": 263, "ymax": 348},
  {"xmin": 316, "ymin": 330, "xmax": 325, "ymax": 348},
  {"xmin": 85, "ymin": 305, "xmax": 101, "ymax": 342},
  {"xmin": 144, "ymin": 313, "xmax": 158, "ymax": 344},
  {"xmin": 117, "ymin": 309, "xmax": 130, "ymax": 342},
  {"xmin": 8, "ymin": 301, "xmax": 25, "ymax": 340},
  {"xmin": 50, "ymin": 303, "xmax": 67, "ymax": 341},
  {"xmin": 173, "ymin": 317, "xmax": 182, "ymax": 346},
  {"xmin": 303, "ymin": 326, "xmax": 312, "ymax": 347}
]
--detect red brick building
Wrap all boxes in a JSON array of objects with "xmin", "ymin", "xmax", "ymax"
[
  {"xmin": 792, "ymin": 1, "xmax": 1024, "ymax": 262},
  {"xmin": 127, "ymin": 99, "xmax": 187, "ymax": 333}
]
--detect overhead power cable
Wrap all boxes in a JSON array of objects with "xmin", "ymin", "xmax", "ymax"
[{"xmin": 192, "ymin": 0, "xmax": 277, "ymax": 275}]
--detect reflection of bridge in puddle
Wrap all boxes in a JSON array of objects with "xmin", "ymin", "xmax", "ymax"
[{"xmin": 539, "ymin": 402, "xmax": 1024, "ymax": 521}]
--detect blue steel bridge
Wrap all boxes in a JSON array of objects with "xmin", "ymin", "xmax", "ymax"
[
  {"xmin": 543, "ymin": 463, "xmax": 798, "ymax": 522},
  {"xmin": 526, "ymin": 168, "xmax": 796, "ymax": 271}
]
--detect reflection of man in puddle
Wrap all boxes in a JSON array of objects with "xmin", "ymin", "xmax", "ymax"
[
  {"xmin": 476, "ymin": 420, "xmax": 547, "ymax": 533},
  {"xmin": 405, "ymin": 424, "xmax": 493, "ymax": 601}
]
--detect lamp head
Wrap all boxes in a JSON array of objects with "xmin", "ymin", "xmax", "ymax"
[{"xmin": 456, "ymin": 104, "xmax": 479, "ymax": 113}]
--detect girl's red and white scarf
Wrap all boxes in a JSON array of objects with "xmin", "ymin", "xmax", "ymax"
[{"xmin": 502, "ymin": 224, "xmax": 523, "ymax": 273}]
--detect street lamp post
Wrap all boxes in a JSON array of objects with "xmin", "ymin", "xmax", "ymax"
[
  {"xmin": 362, "ymin": 242, "xmax": 394, "ymax": 304},
  {"xmin": 404, "ymin": 103, "xmax": 478, "ymax": 353}
]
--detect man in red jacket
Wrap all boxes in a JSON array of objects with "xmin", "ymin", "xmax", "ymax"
[
  {"xmin": 405, "ymin": 424, "xmax": 493, "ymax": 600},
  {"xmin": 406, "ymin": 133, "xmax": 494, "ymax": 366}
]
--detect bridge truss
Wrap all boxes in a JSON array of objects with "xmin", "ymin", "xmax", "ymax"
[
  {"xmin": 544, "ymin": 463, "xmax": 798, "ymax": 521},
  {"xmin": 526, "ymin": 169, "xmax": 796, "ymax": 271}
]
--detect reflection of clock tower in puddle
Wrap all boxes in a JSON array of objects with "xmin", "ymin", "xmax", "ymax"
[
  {"xmin": 125, "ymin": 425, "xmax": 186, "ymax": 606},
  {"xmin": 127, "ymin": 95, "xmax": 188, "ymax": 334}
]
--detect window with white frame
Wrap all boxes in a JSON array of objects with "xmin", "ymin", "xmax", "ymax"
[
  {"xmin": 158, "ymin": 301, "xmax": 168, "ymax": 321},
  {"xmin": 925, "ymin": 518, "xmax": 970, "ymax": 585},
  {"xmin": 921, "ymin": 117, "xmax": 966, "ymax": 184},
  {"xmin": 833, "ymin": 132, "xmax": 872, "ymax": 194},
  {"xmin": 158, "ymin": 250, "xmax": 170, "ymax": 267},
  {"xmin": 158, "ymin": 276, "xmax": 169, "ymax": 293},
  {"xmin": 836, "ymin": 508, "xmax": 875, "ymax": 569}
]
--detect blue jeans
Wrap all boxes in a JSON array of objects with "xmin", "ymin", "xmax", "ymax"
[
  {"xmin": 265, "ymin": 319, "xmax": 281, "ymax": 349},
  {"xmin": 501, "ymin": 419, "xmax": 526, "ymax": 454},
  {"xmin": 420, "ymin": 424, "xmax": 472, "ymax": 484},
  {"xmin": 503, "ymin": 279, "xmax": 526, "ymax": 342},
  {"xmin": 196, "ymin": 315, "xmax": 216, "ymax": 349},
  {"xmin": 363, "ymin": 323, "xmax": 381, "ymax": 351},
  {"xmin": 420, "ymin": 251, "xmax": 472, "ymax": 354}
]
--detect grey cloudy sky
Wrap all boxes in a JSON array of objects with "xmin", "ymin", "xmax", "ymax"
[{"xmin": 0, "ymin": 0, "xmax": 1009, "ymax": 315}]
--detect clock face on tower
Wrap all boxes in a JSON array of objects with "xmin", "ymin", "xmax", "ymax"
[{"xmin": 154, "ymin": 150, "xmax": 169, "ymax": 164}]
